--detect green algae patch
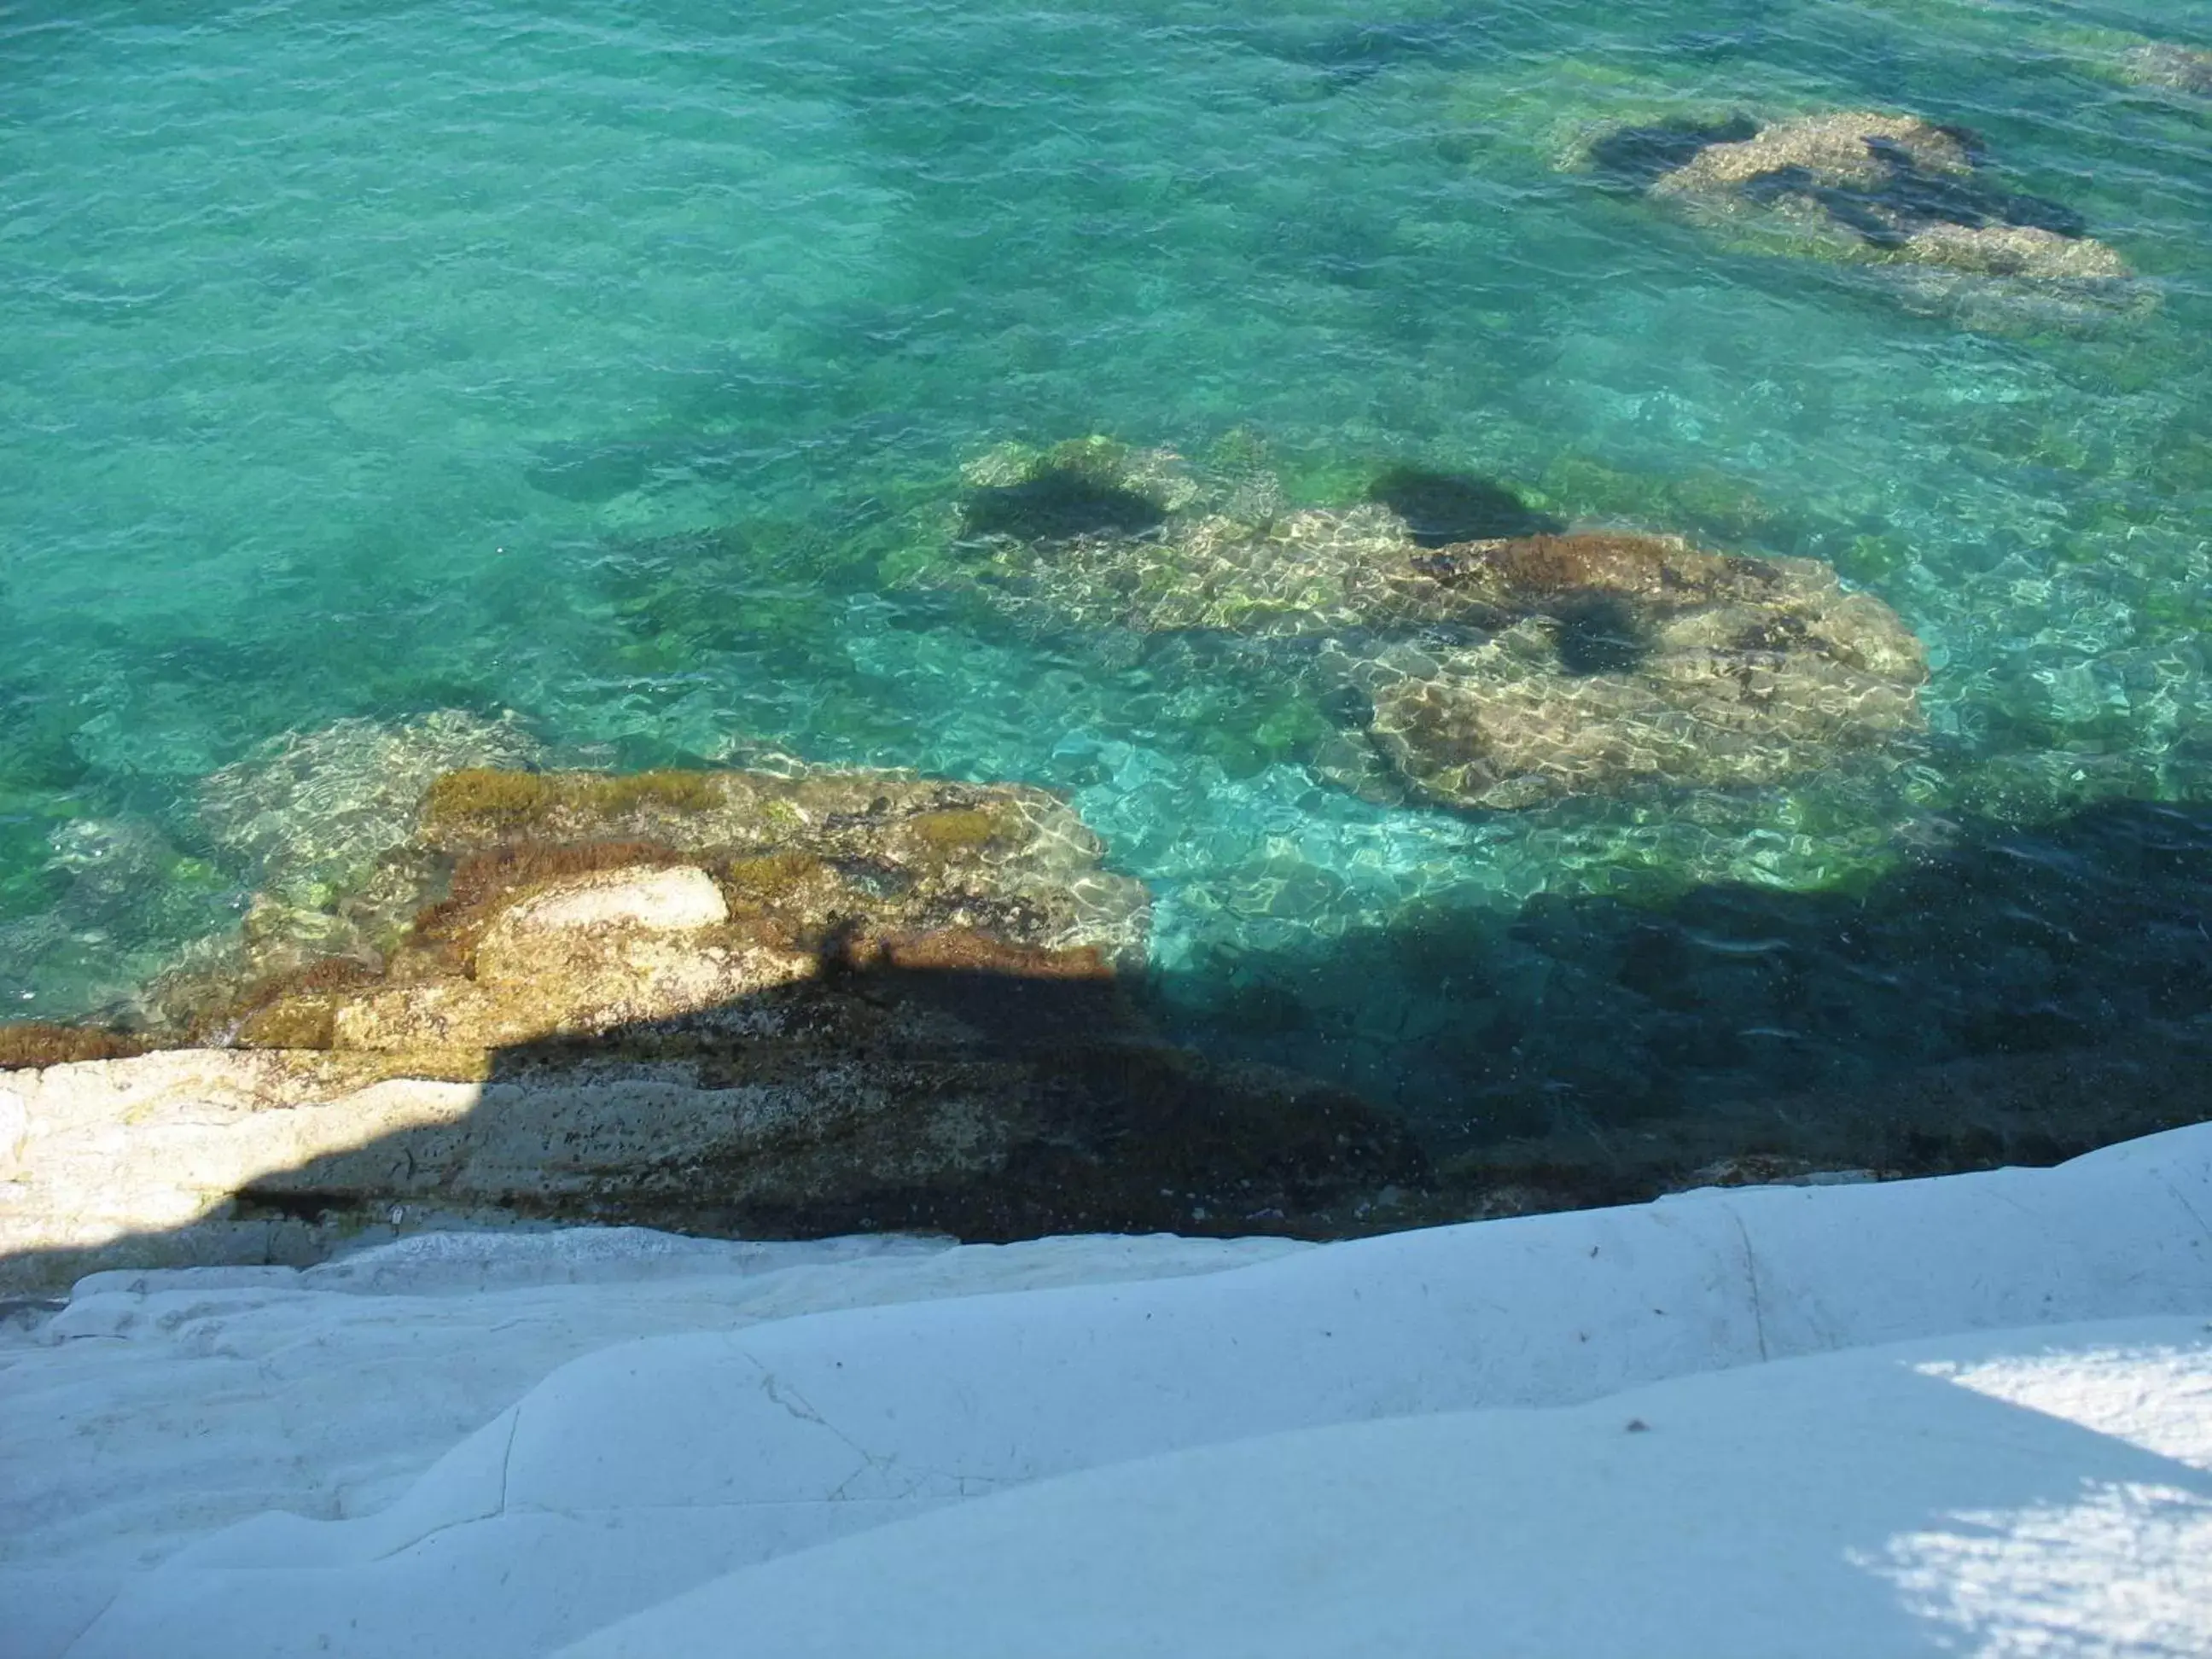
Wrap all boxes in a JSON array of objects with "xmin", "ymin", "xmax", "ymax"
[
  {"xmin": 422, "ymin": 769, "xmax": 560, "ymax": 832},
  {"xmin": 423, "ymin": 769, "xmax": 728, "ymax": 838},
  {"xmin": 906, "ymin": 806, "xmax": 1005, "ymax": 855},
  {"xmin": 1535, "ymin": 452, "xmax": 1775, "ymax": 544},
  {"xmin": 585, "ymin": 770, "xmax": 725, "ymax": 815},
  {"xmin": 720, "ymin": 850, "xmax": 836, "ymax": 909},
  {"xmin": 233, "ymin": 1000, "xmax": 340, "ymax": 1051}
]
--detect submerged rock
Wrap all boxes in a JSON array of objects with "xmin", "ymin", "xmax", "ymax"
[
  {"xmin": 948, "ymin": 443, "xmax": 1926, "ymax": 810},
  {"xmin": 2120, "ymin": 42, "xmax": 2212, "ymax": 96},
  {"xmin": 958, "ymin": 436, "xmax": 1200, "ymax": 540},
  {"xmin": 0, "ymin": 762, "xmax": 1423, "ymax": 1288},
  {"xmin": 175, "ymin": 761, "xmax": 1156, "ymax": 1051},
  {"xmin": 1589, "ymin": 108, "xmax": 2145, "ymax": 328},
  {"xmin": 1342, "ymin": 533, "xmax": 1927, "ymax": 809},
  {"xmin": 187, "ymin": 709, "xmax": 547, "ymax": 984},
  {"xmin": 199, "ymin": 709, "xmax": 543, "ymax": 899}
]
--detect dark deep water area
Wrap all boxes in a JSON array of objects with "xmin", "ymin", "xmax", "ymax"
[{"xmin": 2, "ymin": 0, "xmax": 2209, "ymax": 1153}]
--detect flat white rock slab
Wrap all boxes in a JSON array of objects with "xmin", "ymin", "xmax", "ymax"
[
  {"xmin": 562, "ymin": 1313, "xmax": 2212, "ymax": 1659},
  {"xmin": 2, "ymin": 1230, "xmax": 1296, "ymax": 1573},
  {"xmin": 3, "ymin": 1125, "xmax": 2209, "ymax": 1657}
]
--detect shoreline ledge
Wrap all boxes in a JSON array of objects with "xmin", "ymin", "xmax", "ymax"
[
  {"xmin": 0, "ymin": 761, "xmax": 1429, "ymax": 1293},
  {"xmin": 4, "ymin": 1122, "xmax": 2209, "ymax": 1656},
  {"xmin": 5, "ymin": 745, "xmax": 2209, "ymax": 1292}
]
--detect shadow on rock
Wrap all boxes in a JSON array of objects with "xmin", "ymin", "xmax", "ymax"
[
  {"xmin": 1365, "ymin": 466, "xmax": 1565, "ymax": 548},
  {"xmin": 0, "ymin": 764, "xmax": 1422, "ymax": 1295},
  {"xmin": 963, "ymin": 465, "xmax": 1168, "ymax": 543},
  {"xmin": 1585, "ymin": 115, "xmax": 1760, "ymax": 192},
  {"xmin": 3, "ymin": 769, "xmax": 2208, "ymax": 1300}
]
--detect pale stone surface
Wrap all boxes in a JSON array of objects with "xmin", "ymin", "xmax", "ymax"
[
  {"xmin": 0, "ymin": 1049, "xmax": 887, "ymax": 1288},
  {"xmin": 0, "ymin": 1008, "xmax": 1413, "ymax": 1295},
  {"xmin": 3, "ymin": 1128, "xmax": 2208, "ymax": 1658},
  {"xmin": 0, "ymin": 1231, "xmax": 1300, "ymax": 1580},
  {"xmin": 335, "ymin": 930, "xmax": 802, "ymax": 1050},
  {"xmin": 1901, "ymin": 220, "xmax": 2129, "ymax": 281},
  {"xmin": 0, "ymin": 1086, "xmax": 26, "ymax": 1175},
  {"xmin": 0, "ymin": 1052, "xmax": 483, "ymax": 1278},
  {"xmin": 1649, "ymin": 111, "xmax": 1975, "ymax": 195},
  {"xmin": 497, "ymin": 866, "xmax": 730, "ymax": 937}
]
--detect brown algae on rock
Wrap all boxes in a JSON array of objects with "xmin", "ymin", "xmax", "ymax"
[
  {"xmin": 1344, "ymin": 533, "xmax": 1925, "ymax": 810},
  {"xmin": 206, "ymin": 760, "xmax": 1155, "ymax": 1056},
  {"xmin": 720, "ymin": 848, "xmax": 839, "ymax": 909},
  {"xmin": 0, "ymin": 758, "xmax": 1435, "ymax": 1282},
  {"xmin": 905, "ymin": 806, "xmax": 1007, "ymax": 854},
  {"xmin": 0, "ymin": 1022, "xmax": 154, "ymax": 1069},
  {"xmin": 421, "ymin": 767, "xmax": 725, "ymax": 837},
  {"xmin": 940, "ymin": 440, "xmax": 1928, "ymax": 812}
]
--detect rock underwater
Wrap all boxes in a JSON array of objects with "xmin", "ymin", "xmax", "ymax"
[
  {"xmin": 2119, "ymin": 42, "xmax": 2212, "ymax": 96},
  {"xmin": 0, "ymin": 758, "xmax": 1423, "ymax": 1291},
  {"xmin": 946, "ymin": 442, "xmax": 1928, "ymax": 811},
  {"xmin": 1343, "ymin": 531, "xmax": 1927, "ymax": 810},
  {"xmin": 1583, "ymin": 108, "xmax": 2151, "ymax": 329}
]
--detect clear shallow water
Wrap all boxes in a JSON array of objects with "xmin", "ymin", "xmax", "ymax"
[{"xmin": 2, "ymin": 0, "xmax": 2208, "ymax": 1129}]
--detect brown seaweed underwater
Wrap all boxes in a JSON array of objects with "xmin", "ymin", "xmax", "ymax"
[{"xmin": 936, "ymin": 438, "xmax": 1928, "ymax": 812}]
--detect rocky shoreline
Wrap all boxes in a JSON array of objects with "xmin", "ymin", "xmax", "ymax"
[
  {"xmin": 0, "ymin": 760, "xmax": 1424, "ymax": 1293},
  {"xmin": 6, "ymin": 739, "xmax": 2208, "ymax": 1294},
  {"xmin": 3, "ymin": 431, "xmax": 2206, "ymax": 1292}
]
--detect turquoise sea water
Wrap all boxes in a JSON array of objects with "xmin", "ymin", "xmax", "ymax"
[{"xmin": 3, "ymin": 0, "xmax": 2208, "ymax": 1130}]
